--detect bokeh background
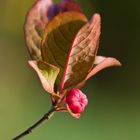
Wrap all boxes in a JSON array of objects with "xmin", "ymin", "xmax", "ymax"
[{"xmin": 0, "ymin": 0, "xmax": 140, "ymax": 140}]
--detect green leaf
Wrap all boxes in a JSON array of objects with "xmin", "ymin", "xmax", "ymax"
[
  {"xmin": 28, "ymin": 60, "xmax": 60, "ymax": 95},
  {"xmin": 41, "ymin": 11, "xmax": 88, "ymax": 90},
  {"xmin": 24, "ymin": 0, "xmax": 53, "ymax": 60}
]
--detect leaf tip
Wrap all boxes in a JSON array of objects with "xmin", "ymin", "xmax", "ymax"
[{"xmin": 108, "ymin": 57, "xmax": 122, "ymax": 67}]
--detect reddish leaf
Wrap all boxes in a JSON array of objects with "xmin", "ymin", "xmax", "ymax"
[
  {"xmin": 41, "ymin": 11, "xmax": 87, "ymax": 91},
  {"xmin": 86, "ymin": 56, "xmax": 122, "ymax": 80},
  {"xmin": 62, "ymin": 14, "xmax": 101, "ymax": 90},
  {"xmin": 24, "ymin": 0, "xmax": 53, "ymax": 60}
]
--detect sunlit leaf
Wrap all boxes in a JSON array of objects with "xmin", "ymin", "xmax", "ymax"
[
  {"xmin": 24, "ymin": 0, "xmax": 52, "ymax": 60},
  {"xmin": 86, "ymin": 56, "xmax": 122, "ymax": 80},
  {"xmin": 41, "ymin": 11, "xmax": 88, "ymax": 91},
  {"xmin": 75, "ymin": 56, "xmax": 121, "ymax": 88},
  {"xmin": 63, "ymin": 14, "xmax": 101, "ymax": 90},
  {"xmin": 29, "ymin": 60, "xmax": 60, "ymax": 96}
]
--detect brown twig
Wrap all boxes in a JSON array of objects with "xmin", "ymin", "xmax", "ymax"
[{"xmin": 12, "ymin": 107, "xmax": 56, "ymax": 140}]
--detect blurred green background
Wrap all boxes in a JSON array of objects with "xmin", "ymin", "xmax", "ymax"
[{"xmin": 0, "ymin": 0, "xmax": 140, "ymax": 140}]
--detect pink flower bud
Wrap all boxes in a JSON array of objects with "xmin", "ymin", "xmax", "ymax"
[{"xmin": 66, "ymin": 89, "xmax": 88, "ymax": 114}]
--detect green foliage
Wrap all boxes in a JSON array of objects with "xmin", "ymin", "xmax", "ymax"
[{"xmin": 29, "ymin": 61, "xmax": 60, "ymax": 95}]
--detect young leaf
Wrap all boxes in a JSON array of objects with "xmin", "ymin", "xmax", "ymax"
[
  {"xmin": 74, "ymin": 56, "xmax": 121, "ymax": 88},
  {"xmin": 48, "ymin": 0, "xmax": 82, "ymax": 20},
  {"xmin": 63, "ymin": 14, "xmax": 101, "ymax": 90},
  {"xmin": 60, "ymin": 0, "xmax": 82, "ymax": 13},
  {"xmin": 41, "ymin": 11, "xmax": 88, "ymax": 90},
  {"xmin": 85, "ymin": 56, "xmax": 122, "ymax": 80},
  {"xmin": 24, "ymin": 0, "xmax": 53, "ymax": 60},
  {"xmin": 28, "ymin": 60, "xmax": 60, "ymax": 96}
]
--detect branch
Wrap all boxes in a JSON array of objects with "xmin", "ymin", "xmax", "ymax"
[{"xmin": 12, "ymin": 107, "xmax": 56, "ymax": 140}]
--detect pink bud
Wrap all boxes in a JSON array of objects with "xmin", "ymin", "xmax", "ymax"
[{"xmin": 66, "ymin": 89, "xmax": 88, "ymax": 114}]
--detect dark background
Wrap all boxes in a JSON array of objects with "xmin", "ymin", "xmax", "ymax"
[{"xmin": 0, "ymin": 0, "xmax": 139, "ymax": 139}]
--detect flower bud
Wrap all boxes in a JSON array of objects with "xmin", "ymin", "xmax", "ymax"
[
  {"xmin": 47, "ymin": 4, "xmax": 61, "ymax": 20},
  {"xmin": 47, "ymin": 0, "xmax": 82, "ymax": 20},
  {"xmin": 66, "ymin": 89, "xmax": 88, "ymax": 114}
]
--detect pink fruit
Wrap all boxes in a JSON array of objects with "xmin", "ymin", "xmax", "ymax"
[{"xmin": 66, "ymin": 89, "xmax": 88, "ymax": 114}]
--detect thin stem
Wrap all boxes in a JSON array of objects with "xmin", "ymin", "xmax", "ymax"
[{"xmin": 12, "ymin": 107, "xmax": 56, "ymax": 140}]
